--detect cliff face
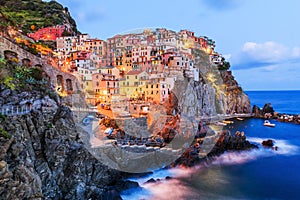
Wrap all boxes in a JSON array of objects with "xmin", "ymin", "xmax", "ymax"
[
  {"xmin": 170, "ymin": 49, "xmax": 251, "ymax": 118},
  {"xmin": 0, "ymin": 93, "xmax": 128, "ymax": 199}
]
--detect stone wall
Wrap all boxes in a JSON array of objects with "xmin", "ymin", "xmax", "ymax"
[{"xmin": 0, "ymin": 36, "xmax": 84, "ymax": 106}]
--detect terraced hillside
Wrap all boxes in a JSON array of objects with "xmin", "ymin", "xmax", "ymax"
[{"xmin": 0, "ymin": 0, "xmax": 78, "ymax": 35}]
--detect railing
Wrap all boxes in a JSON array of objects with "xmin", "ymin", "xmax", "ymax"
[
  {"xmin": 0, "ymin": 105, "xmax": 32, "ymax": 116},
  {"xmin": 70, "ymin": 107, "xmax": 97, "ymax": 112}
]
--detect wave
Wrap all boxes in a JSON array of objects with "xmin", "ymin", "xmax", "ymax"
[
  {"xmin": 247, "ymin": 137, "xmax": 299, "ymax": 155},
  {"xmin": 121, "ymin": 176, "xmax": 197, "ymax": 200},
  {"xmin": 122, "ymin": 137, "xmax": 299, "ymax": 199},
  {"xmin": 211, "ymin": 137, "xmax": 299, "ymax": 166}
]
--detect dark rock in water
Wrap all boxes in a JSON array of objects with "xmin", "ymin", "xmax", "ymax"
[
  {"xmin": 145, "ymin": 178, "xmax": 157, "ymax": 184},
  {"xmin": 174, "ymin": 129, "xmax": 258, "ymax": 167},
  {"xmin": 273, "ymin": 146, "xmax": 279, "ymax": 151},
  {"xmin": 253, "ymin": 103, "xmax": 275, "ymax": 118},
  {"xmin": 263, "ymin": 103, "xmax": 274, "ymax": 114},
  {"xmin": 252, "ymin": 105, "xmax": 263, "ymax": 118},
  {"xmin": 262, "ymin": 139, "xmax": 274, "ymax": 147}
]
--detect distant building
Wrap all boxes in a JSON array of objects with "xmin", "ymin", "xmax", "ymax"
[{"xmin": 28, "ymin": 25, "xmax": 69, "ymax": 41}]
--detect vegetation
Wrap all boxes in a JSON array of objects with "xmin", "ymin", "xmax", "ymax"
[
  {"xmin": 0, "ymin": 127, "xmax": 11, "ymax": 139},
  {"xmin": 0, "ymin": 57, "xmax": 50, "ymax": 93},
  {"xmin": 0, "ymin": 113, "xmax": 6, "ymax": 122},
  {"xmin": 0, "ymin": 0, "xmax": 78, "ymax": 35},
  {"xmin": 218, "ymin": 57, "xmax": 231, "ymax": 71}
]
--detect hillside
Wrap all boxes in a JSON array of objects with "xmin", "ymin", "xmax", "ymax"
[{"xmin": 0, "ymin": 0, "xmax": 79, "ymax": 35}]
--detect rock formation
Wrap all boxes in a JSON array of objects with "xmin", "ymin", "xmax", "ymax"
[{"xmin": 0, "ymin": 94, "xmax": 137, "ymax": 199}]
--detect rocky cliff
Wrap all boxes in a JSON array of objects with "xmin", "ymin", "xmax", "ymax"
[
  {"xmin": 0, "ymin": 106, "xmax": 140, "ymax": 199},
  {"xmin": 169, "ymin": 49, "xmax": 251, "ymax": 118},
  {"xmin": 0, "ymin": 87, "xmax": 136, "ymax": 199}
]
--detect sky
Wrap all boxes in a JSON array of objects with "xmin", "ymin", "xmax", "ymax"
[{"xmin": 53, "ymin": 0, "xmax": 300, "ymax": 91}]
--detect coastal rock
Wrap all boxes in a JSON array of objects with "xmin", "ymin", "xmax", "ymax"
[
  {"xmin": 263, "ymin": 103, "xmax": 274, "ymax": 114},
  {"xmin": 145, "ymin": 178, "xmax": 157, "ymax": 184},
  {"xmin": 253, "ymin": 103, "xmax": 275, "ymax": 118},
  {"xmin": 252, "ymin": 105, "xmax": 263, "ymax": 118},
  {"xmin": 262, "ymin": 139, "xmax": 274, "ymax": 147},
  {"xmin": 174, "ymin": 129, "xmax": 258, "ymax": 167}
]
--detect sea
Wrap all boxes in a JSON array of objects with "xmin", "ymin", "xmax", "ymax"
[{"xmin": 121, "ymin": 90, "xmax": 300, "ymax": 200}]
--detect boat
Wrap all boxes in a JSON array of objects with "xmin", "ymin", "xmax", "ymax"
[
  {"xmin": 222, "ymin": 120, "xmax": 234, "ymax": 124},
  {"xmin": 263, "ymin": 120, "xmax": 275, "ymax": 127},
  {"xmin": 214, "ymin": 121, "xmax": 227, "ymax": 126},
  {"xmin": 236, "ymin": 117, "xmax": 244, "ymax": 121}
]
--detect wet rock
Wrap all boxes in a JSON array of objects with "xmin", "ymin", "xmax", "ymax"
[
  {"xmin": 262, "ymin": 139, "xmax": 274, "ymax": 147},
  {"xmin": 263, "ymin": 103, "xmax": 274, "ymax": 114},
  {"xmin": 252, "ymin": 105, "xmax": 263, "ymax": 118},
  {"xmin": 145, "ymin": 178, "xmax": 157, "ymax": 184}
]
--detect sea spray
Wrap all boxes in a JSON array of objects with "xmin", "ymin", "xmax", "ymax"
[{"xmin": 122, "ymin": 135, "xmax": 300, "ymax": 199}]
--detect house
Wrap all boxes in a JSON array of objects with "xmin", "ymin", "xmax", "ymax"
[
  {"xmin": 92, "ymin": 73, "xmax": 120, "ymax": 103},
  {"xmin": 120, "ymin": 70, "xmax": 149, "ymax": 98}
]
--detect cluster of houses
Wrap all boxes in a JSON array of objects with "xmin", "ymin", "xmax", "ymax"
[{"xmin": 28, "ymin": 27, "xmax": 225, "ymax": 105}]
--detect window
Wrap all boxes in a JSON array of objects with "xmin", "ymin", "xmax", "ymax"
[{"xmin": 135, "ymin": 76, "xmax": 137, "ymax": 79}]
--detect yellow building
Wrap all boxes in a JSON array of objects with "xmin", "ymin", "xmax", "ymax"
[{"xmin": 120, "ymin": 70, "xmax": 149, "ymax": 98}]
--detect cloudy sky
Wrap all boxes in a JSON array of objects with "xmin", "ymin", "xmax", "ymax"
[{"xmin": 54, "ymin": 0, "xmax": 300, "ymax": 91}]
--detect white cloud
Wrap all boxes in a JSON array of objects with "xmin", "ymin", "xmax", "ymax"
[
  {"xmin": 242, "ymin": 41, "xmax": 290, "ymax": 62},
  {"xmin": 231, "ymin": 41, "xmax": 300, "ymax": 70}
]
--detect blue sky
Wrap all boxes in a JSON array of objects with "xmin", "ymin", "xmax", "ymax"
[{"xmin": 54, "ymin": 0, "xmax": 300, "ymax": 91}]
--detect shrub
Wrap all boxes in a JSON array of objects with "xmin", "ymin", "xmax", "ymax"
[{"xmin": 0, "ymin": 127, "xmax": 12, "ymax": 139}]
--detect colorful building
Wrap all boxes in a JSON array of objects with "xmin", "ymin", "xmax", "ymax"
[
  {"xmin": 92, "ymin": 73, "xmax": 120, "ymax": 103},
  {"xmin": 120, "ymin": 70, "xmax": 149, "ymax": 98},
  {"xmin": 28, "ymin": 25, "xmax": 69, "ymax": 41}
]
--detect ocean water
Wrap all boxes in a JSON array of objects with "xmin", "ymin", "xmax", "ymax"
[
  {"xmin": 121, "ymin": 91, "xmax": 300, "ymax": 200},
  {"xmin": 246, "ymin": 90, "xmax": 300, "ymax": 114}
]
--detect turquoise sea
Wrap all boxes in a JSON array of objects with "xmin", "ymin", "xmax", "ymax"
[{"xmin": 121, "ymin": 90, "xmax": 300, "ymax": 200}]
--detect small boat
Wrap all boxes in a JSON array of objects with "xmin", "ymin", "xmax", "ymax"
[
  {"xmin": 214, "ymin": 121, "xmax": 227, "ymax": 126},
  {"xmin": 223, "ymin": 120, "xmax": 234, "ymax": 124},
  {"xmin": 236, "ymin": 117, "xmax": 244, "ymax": 121},
  {"xmin": 264, "ymin": 120, "xmax": 275, "ymax": 127}
]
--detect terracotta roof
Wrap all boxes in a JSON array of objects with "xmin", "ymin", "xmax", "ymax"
[
  {"xmin": 126, "ymin": 70, "xmax": 144, "ymax": 75},
  {"xmin": 101, "ymin": 66, "xmax": 114, "ymax": 69}
]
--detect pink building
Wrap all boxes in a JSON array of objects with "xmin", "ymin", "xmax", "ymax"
[{"xmin": 28, "ymin": 25, "xmax": 68, "ymax": 41}]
